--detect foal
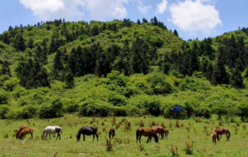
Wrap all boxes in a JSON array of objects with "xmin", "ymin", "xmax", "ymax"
[
  {"xmin": 109, "ymin": 128, "xmax": 115, "ymax": 139},
  {"xmin": 215, "ymin": 127, "xmax": 231, "ymax": 141},
  {"xmin": 18, "ymin": 128, "xmax": 34, "ymax": 140},
  {"xmin": 76, "ymin": 126, "xmax": 98, "ymax": 142},
  {"xmin": 16, "ymin": 125, "xmax": 26, "ymax": 139},
  {"xmin": 41, "ymin": 126, "xmax": 63, "ymax": 140},
  {"xmin": 151, "ymin": 126, "xmax": 169, "ymax": 139},
  {"xmin": 136, "ymin": 128, "xmax": 159, "ymax": 143}
]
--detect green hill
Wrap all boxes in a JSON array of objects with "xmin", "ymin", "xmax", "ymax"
[{"xmin": 0, "ymin": 18, "xmax": 248, "ymax": 121}]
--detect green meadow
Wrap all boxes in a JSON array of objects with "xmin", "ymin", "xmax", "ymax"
[{"xmin": 1, "ymin": 115, "xmax": 248, "ymax": 157}]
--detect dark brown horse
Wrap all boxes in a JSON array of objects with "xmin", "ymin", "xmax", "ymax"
[
  {"xmin": 215, "ymin": 127, "xmax": 231, "ymax": 141},
  {"xmin": 16, "ymin": 125, "xmax": 26, "ymax": 139},
  {"xmin": 211, "ymin": 131, "xmax": 217, "ymax": 145},
  {"xmin": 76, "ymin": 126, "xmax": 98, "ymax": 142},
  {"xmin": 151, "ymin": 126, "xmax": 169, "ymax": 139},
  {"xmin": 136, "ymin": 128, "xmax": 159, "ymax": 143},
  {"xmin": 109, "ymin": 128, "xmax": 115, "ymax": 138},
  {"xmin": 18, "ymin": 128, "xmax": 34, "ymax": 140}
]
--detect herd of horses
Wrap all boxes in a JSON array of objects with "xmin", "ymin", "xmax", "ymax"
[{"xmin": 15, "ymin": 124, "xmax": 230, "ymax": 145}]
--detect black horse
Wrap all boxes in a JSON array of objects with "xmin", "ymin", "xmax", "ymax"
[{"xmin": 76, "ymin": 126, "xmax": 98, "ymax": 142}]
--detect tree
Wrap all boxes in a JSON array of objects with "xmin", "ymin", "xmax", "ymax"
[
  {"xmin": 27, "ymin": 38, "xmax": 34, "ymax": 49},
  {"xmin": 173, "ymin": 30, "xmax": 179, "ymax": 37},
  {"xmin": 0, "ymin": 61, "xmax": 11, "ymax": 76},
  {"xmin": 91, "ymin": 25, "xmax": 99, "ymax": 36},
  {"xmin": 53, "ymin": 49, "xmax": 64, "ymax": 79},
  {"xmin": 142, "ymin": 18, "xmax": 148, "ymax": 23},
  {"xmin": 65, "ymin": 70, "xmax": 74, "ymax": 89},
  {"xmin": 137, "ymin": 19, "xmax": 141, "ymax": 25},
  {"xmin": 13, "ymin": 34, "xmax": 26, "ymax": 51}
]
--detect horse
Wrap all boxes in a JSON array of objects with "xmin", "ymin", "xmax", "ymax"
[
  {"xmin": 215, "ymin": 127, "xmax": 231, "ymax": 141},
  {"xmin": 161, "ymin": 128, "xmax": 169, "ymax": 139},
  {"xmin": 18, "ymin": 128, "xmax": 34, "ymax": 140},
  {"xmin": 76, "ymin": 126, "xmax": 98, "ymax": 142},
  {"xmin": 211, "ymin": 131, "xmax": 217, "ymax": 145},
  {"xmin": 109, "ymin": 128, "xmax": 115, "ymax": 139},
  {"xmin": 151, "ymin": 126, "xmax": 169, "ymax": 139},
  {"xmin": 136, "ymin": 128, "xmax": 159, "ymax": 143},
  {"xmin": 16, "ymin": 125, "xmax": 26, "ymax": 139},
  {"xmin": 41, "ymin": 126, "xmax": 63, "ymax": 140}
]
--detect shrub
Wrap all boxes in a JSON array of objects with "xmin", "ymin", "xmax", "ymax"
[
  {"xmin": 39, "ymin": 99, "xmax": 63, "ymax": 119},
  {"xmin": 79, "ymin": 99, "xmax": 115, "ymax": 117},
  {"xmin": 22, "ymin": 105, "xmax": 37, "ymax": 119},
  {"xmin": 0, "ymin": 89, "xmax": 8, "ymax": 104},
  {"xmin": 0, "ymin": 105, "xmax": 9, "ymax": 119},
  {"xmin": 184, "ymin": 141, "xmax": 194, "ymax": 155}
]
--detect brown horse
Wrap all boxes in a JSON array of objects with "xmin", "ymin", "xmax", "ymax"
[
  {"xmin": 16, "ymin": 125, "xmax": 26, "ymax": 139},
  {"xmin": 211, "ymin": 131, "xmax": 217, "ymax": 145},
  {"xmin": 136, "ymin": 128, "xmax": 159, "ymax": 143},
  {"xmin": 109, "ymin": 128, "xmax": 115, "ymax": 139},
  {"xmin": 18, "ymin": 128, "xmax": 34, "ymax": 140},
  {"xmin": 151, "ymin": 126, "xmax": 169, "ymax": 139},
  {"xmin": 215, "ymin": 127, "xmax": 231, "ymax": 141}
]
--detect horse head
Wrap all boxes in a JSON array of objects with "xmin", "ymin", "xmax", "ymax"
[{"xmin": 152, "ymin": 132, "xmax": 159, "ymax": 143}]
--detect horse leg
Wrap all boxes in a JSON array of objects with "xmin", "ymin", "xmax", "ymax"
[
  {"xmin": 96, "ymin": 133, "xmax": 98, "ymax": 141},
  {"xmin": 49, "ymin": 133, "xmax": 51, "ymax": 140},
  {"xmin": 146, "ymin": 137, "xmax": 149, "ymax": 143},
  {"xmin": 217, "ymin": 135, "xmax": 220, "ymax": 141},
  {"xmin": 139, "ymin": 136, "xmax": 142, "ymax": 143},
  {"xmin": 93, "ymin": 134, "xmax": 95, "ymax": 141},
  {"xmin": 83, "ymin": 134, "xmax": 85, "ymax": 141}
]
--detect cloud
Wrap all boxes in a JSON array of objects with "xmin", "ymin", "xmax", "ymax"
[
  {"xmin": 157, "ymin": 0, "xmax": 168, "ymax": 14},
  {"xmin": 85, "ymin": 0, "xmax": 128, "ymax": 20},
  {"xmin": 169, "ymin": 0, "xmax": 222, "ymax": 35},
  {"xmin": 137, "ymin": 0, "xmax": 151, "ymax": 14},
  {"xmin": 19, "ymin": 0, "xmax": 129, "ymax": 21}
]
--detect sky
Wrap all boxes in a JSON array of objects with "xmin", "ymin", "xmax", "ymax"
[{"xmin": 0, "ymin": 0, "xmax": 247, "ymax": 40}]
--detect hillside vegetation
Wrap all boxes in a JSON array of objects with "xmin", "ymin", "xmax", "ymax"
[{"xmin": 0, "ymin": 18, "xmax": 248, "ymax": 121}]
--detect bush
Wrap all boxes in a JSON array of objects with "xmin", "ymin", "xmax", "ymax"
[
  {"xmin": 39, "ymin": 99, "xmax": 63, "ymax": 118},
  {"xmin": 79, "ymin": 99, "xmax": 115, "ymax": 117},
  {"xmin": 0, "ymin": 105, "xmax": 9, "ymax": 119},
  {"xmin": 108, "ymin": 93, "xmax": 127, "ymax": 106},
  {"xmin": 3, "ymin": 78, "xmax": 19, "ymax": 91},
  {"xmin": 22, "ymin": 105, "xmax": 37, "ymax": 119},
  {"xmin": 0, "ymin": 89, "xmax": 8, "ymax": 104}
]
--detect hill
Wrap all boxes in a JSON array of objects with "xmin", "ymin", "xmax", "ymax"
[{"xmin": 0, "ymin": 18, "xmax": 248, "ymax": 121}]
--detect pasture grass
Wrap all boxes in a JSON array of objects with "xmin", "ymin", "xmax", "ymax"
[{"xmin": 1, "ymin": 115, "xmax": 248, "ymax": 157}]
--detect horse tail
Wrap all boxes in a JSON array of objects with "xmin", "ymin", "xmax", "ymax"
[
  {"xmin": 227, "ymin": 129, "xmax": 231, "ymax": 140},
  {"xmin": 136, "ymin": 129, "xmax": 139, "ymax": 143}
]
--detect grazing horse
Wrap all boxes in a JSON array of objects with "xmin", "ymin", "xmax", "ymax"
[
  {"xmin": 18, "ymin": 128, "xmax": 34, "ymax": 140},
  {"xmin": 215, "ymin": 127, "xmax": 231, "ymax": 141},
  {"xmin": 136, "ymin": 128, "xmax": 159, "ymax": 143},
  {"xmin": 161, "ymin": 128, "xmax": 169, "ymax": 139},
  {"xmin": 76, "ymin": 126, "xmax": 98, "ymax": 142},
  {"xmin": 41, "ymin": 126, "xmax": 63, "ymax": 140},
  {"xmin": 109, "ymin": 128, "xmax": 115, "ymax": 139},
  {"xmin": 211, "ymin": 131, "xmax": 217, "ymax": 145},
  {"xmin": 151, "ymin": 126, "xmax": 169, "ymax": 139},
  {"xmin": 16, "ymin": 125, "xmax": 26, "ymax": 139}
]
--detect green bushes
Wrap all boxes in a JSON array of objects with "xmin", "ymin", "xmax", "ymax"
[
  {"xmin": 0, "ymin": 89, "xmax": 8, "ymax": 104},
  {"xmin": 39, "ymin": 99, "xmax": 63, "ymax": 119},
  {"xmin": 0, "ymin": 105, "xmax": 9, "ymax": 119},
  {"xmin": 79, "ymin": 99, "xmax": 127, "ymax": 117}
]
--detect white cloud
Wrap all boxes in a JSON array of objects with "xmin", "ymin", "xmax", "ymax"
[
  {"xmin": 19, "ymin": 0, "xmax": 129, "ymax": 21},
  {"xmin": 169, "ymin": 0, "xmax": 222, "ymax": 35},
  {"xmin": 137, "ymin": 0, "xmax": 151, "ymax": 14},
  {"xmin": 157, "ymin": 0, "xmax": 168, "ymax": 14},
  {"xmin": 85, "ymin": 0, "xmax": 128, "ymax": 20}
]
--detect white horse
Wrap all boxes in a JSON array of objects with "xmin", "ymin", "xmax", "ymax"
[{"xmin": 41, "ymin": 126, "xmax": 62, "ymax": 140}]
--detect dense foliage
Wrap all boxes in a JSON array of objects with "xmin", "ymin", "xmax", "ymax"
[{"xmin": 0, "ymin": 18, "xmax": 248, "ymax": 120}]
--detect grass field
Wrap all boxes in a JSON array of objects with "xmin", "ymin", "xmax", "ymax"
[{"xmin": 1, "ymin": 115, "xmax": 248, "ymax": 157}]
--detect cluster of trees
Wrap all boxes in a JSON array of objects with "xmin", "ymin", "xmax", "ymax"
[{"xmin": 1, "ymin": 18, "xmax": 248, "ymax": 120}]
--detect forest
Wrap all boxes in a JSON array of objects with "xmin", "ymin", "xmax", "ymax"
[{"xmin": 0, "ymin": 17, "xmax": 248, "ymax": 121}]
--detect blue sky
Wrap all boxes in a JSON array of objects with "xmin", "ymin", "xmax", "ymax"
[{"xmin": 0, "ymin": 0, "xmax": 247, "ymax": 40}]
